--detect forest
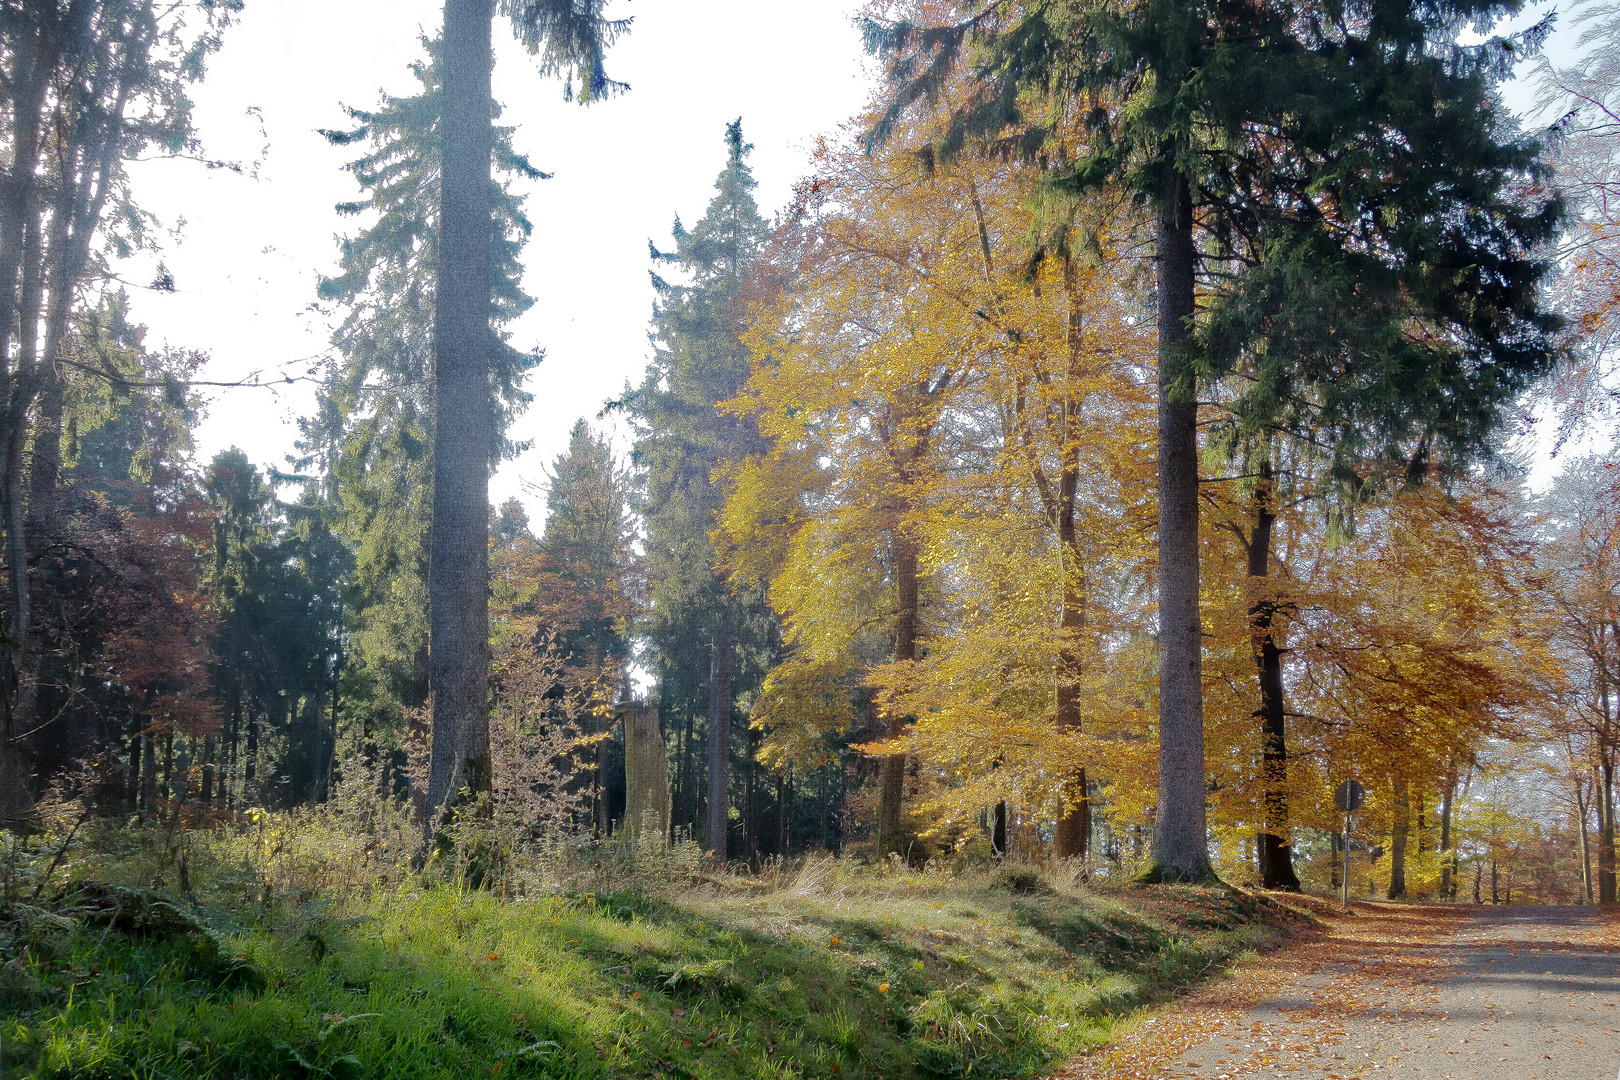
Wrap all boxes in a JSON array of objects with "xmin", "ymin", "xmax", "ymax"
[{"xmin": 1, "ymin": 0, "xmax": 1619, "ymax": 1077}]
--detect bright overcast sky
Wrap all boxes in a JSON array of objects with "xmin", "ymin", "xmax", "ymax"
[
  {"xmin": 117, "ymin": 0, "xmax": 875, "ymax": 522},
  {"xmin": 115, "ymin": 1, "xmax": 1585, "ymax": 523}
]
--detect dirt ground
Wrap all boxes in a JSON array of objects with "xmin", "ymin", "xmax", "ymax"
[{"xmin": 1050, "ymin": 898, "xmax": 1620, "ymax": 1080}]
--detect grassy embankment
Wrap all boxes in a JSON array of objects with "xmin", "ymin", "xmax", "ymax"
[{"xmin": 1, "ymin": 853, "xmax": 1314, "ymax": 1080}]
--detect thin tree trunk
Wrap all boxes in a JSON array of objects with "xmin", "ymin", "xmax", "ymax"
[
  {"xmin": 163, "ymin": 730, "xmax": 174, "ymax": 801},
  {"xmin": 226, "ymin": 690, "xmax": 242, "ymax": 808},
  {"xmin": 819, "ymin": 766, "xmax": 829, "ymax": 850},
  {"xmin": 426, "ymin": 0, "xmax": 496, "ymax": 833},
  {"xmin": 706, "ymin": 610, "xmax": 732, "ymax": 859},
  {"xmin": 202, "ymin": 735, "xmax": 216, "ymax": 804},
  {"xmin": 1389, "ymin": 777, "xmax": 1410, "ymax": 899},
  {"xmin": 126, "ymin": 711, "xmax": 143, "ymax": 811},
  {"xmin": 1148, "ymin": 158, "xmax": 1211, "ymax": 882},
  {"xmin": 676, "ymin": 706, "xmax": 691, "ymax": 833},
  {"xmin": 245, "ymin": 703, "xmax": 259, "ymax": 798},
  {"xmin": 1599, "ymin": 756, "xmax": 1616, "ymax": 904},
  {"xmin": 745, "ymin": 728, "xmax": 758, "ymax": 864},
  {"xmin": 1439, "ymin": 771, "xmax": 1457, "ymax": 899},
  {"xmin": 775, "ymin": 771, "xmax": 787, "ymax": 855},
  {"xmin": 1576, "ymin": 779, "xmax": 1593, "ymax": 904},
  {"xmin": 323, "ymin": 670, "xmax": 339, "ymax": 802},
  {"xmin": 140, "ymin": 724, "xmax": 157, "ymax": 815}
]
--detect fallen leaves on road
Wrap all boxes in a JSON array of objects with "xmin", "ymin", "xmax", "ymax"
[{"xmin": 1047, "ymin": 898, "xmax": 1620, "ymax": 1080}]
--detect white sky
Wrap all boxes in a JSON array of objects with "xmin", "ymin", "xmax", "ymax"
[
  {"xmin": 118, "ymin": 0, "xmax": 875, "ymax": 522},
  {"xmin": 115, "ymin": 1, "xmax": 1594, "ymax": 520}
]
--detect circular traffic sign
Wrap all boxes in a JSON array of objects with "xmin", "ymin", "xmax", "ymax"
[{"xmin": 1334, "ymin": 780, "xmax": 1366, "ymax": 813}]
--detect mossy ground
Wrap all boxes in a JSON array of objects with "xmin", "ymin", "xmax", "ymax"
[{"xmin": 1, "ymin": 866, "xmax": 1310, "ymax": 1079}]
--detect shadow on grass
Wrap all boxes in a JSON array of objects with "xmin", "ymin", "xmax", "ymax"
[{"xmin": 2, "ymin": 881, "xmax": 1303, "ymax": 1080}]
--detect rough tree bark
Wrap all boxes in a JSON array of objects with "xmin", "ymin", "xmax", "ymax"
[
  {"xmin": 426, "ymin": 0, "xmax": 496, "ymax": 831},
  {"xmin": 1144, "ymin": 160, "xmax": 1213, "ymax": 883},
  {"xmin": 1248, "ymin": 461, "xmax": 1302, "ymax": 891}
]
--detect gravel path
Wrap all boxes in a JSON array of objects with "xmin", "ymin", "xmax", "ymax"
[{"xmin": 1053, "ymin": 902, "xmax": 1620, "ymax": 1080}]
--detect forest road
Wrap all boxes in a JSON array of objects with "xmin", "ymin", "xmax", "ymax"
[{"xmin": 1051, "ymin": 902, "xmax": 1620, "ymax": 1080}]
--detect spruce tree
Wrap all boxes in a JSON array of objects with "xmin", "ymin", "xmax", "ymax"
[
  {"xmin": 867, "ymin": 0, "xmax": 1561, "ymax": 882},
  {"xmin": 624, "ymin": 122, "xmax": 772, "ymax": 860},
  {"xmin": 428, "ymin": 0, "xmax": 627, "ymax": 831},
  {"xmin": 538, "ymin": 420, "xmax": 638, "ymax": 836},
  {"xmin": 307, "ymin": 38, "xmax": 540, "ymax": 743}
]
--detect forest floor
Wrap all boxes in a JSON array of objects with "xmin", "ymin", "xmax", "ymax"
[
  {"xmin": 1050, "ymin": 899, "xmax": 1620, "ymax": 1080},
  {"xmin": 0, "ymin": 858, "xmax": 1317, "ymax": 1080}
]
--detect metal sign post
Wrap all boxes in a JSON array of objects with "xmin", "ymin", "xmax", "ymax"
[{"xmin": 1334, "ymin": 780, "xmax": 1365, "ymax": 912}]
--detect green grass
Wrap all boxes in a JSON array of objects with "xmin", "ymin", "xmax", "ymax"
[{"xmin": 1, "ymin": 866, "xmax": 1309, "ymax": 1079}]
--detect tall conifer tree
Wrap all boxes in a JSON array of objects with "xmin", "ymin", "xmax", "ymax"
[
  {"xmin": 308, "ymin": 39, "xmax": 540, "ymax": 741},
  {"xmin": 625, "ymin": 122, "xmax": 771, "ymax": 859},
  {"xmin": 427, "ymin": 0, "xmax": 626, "ymax": 828}
]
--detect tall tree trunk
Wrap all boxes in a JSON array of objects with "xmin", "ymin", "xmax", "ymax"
[
  {"xmin": 245, "ymin": 703, "xmax": 259, "ymax": 797},
  {"xmin": 162, "ymin": 730, "xmax": 174, "ymax": 801},
  {"xmin": 1147, "ymin": 159, "xmax": 1211, "ymax": 882},
  {"xmin": 992, "ymin": 801, "xmax": 1008, "ymax": 860},
  {"xmin": 1576, "ymin": 779, "xmax": 1593, "ymax": 904},
  {"xmin": 674, "ymin": 706, "xmax": 690, "ymax": 833},
  {"xmin": 1248, "ymin": 463, "xmax": 1301, "ymax": 891},
  {"xmin": 226, "ymin": 690, "xmax": 242, "ymax": 808},
  {"xmin": 1388, "ymin": 777, "xmax": 1410, "ymax": 899},
  {"xmin": 774, "ymin": 771, "xmax": 787, "ymax": 855},
  {"xmin": 877, "ymin": 526, "xmax": 918, "ymax": 856},
  {"xmin": 140, "ymin": 724, "xmax": 157, "ymax": 815},
  {"xmin": 0, "ymin": 28, "xmax": 54, "ymax": 829},
  {"xmin": 201, "ymin": 735, "xmax": 216, "ymax": 804},
  {"xmin": 706, "ymin": 609, "xmax": 732, "ymax": 859},
  {"xmin": 323, "ymin": 673, "xmax": 339, "ymax": 802},
  {"xmin": 819, "ymin": 766, "xmax": 828, "ymax": 850},
  {"xmin": 426, "ymin": 0, "xmax": 495, "ymax": 832},
  {"xmin": 127, "ymin": 710, "xmax": 143, "ymax": 811},
  {"xmin": 1599, "ymin": 755, "xmax": 1616, "ymax": 904},
  {"xmin": 1438, "ymin": 771, "xmax": 1457, "ymax": 899},
  {"xmin": 1052, "ymin": 255, "xmax": 1090, "ymax": 861},
  {"xmin": 745, "ymin": 728, "xmax": 758, "ymax": 864},
  {"xmin": 596, "ymin": 709, "xmax": 612, "ymax": 838}
]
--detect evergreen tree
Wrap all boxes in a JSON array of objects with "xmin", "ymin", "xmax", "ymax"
[
  {"xmin": 427, "ymin": 0, "xmax": 627, "ymax": 830},
  {"xmin": 867, "ymin": 0, "xmax": 1561, "ymax": 881},
  {"xmin": 203, "ymin": 451, "xmax": 347, "ymax": 808},
  {"xmin": 538, "ymin": 420, "xmax": 638, "ymax": 835},
  {"xmin": 624, "ymin": 122, "xmax": 773, "ymax": 859},
  {"xmin": 307, "ymin": 38, "xmax": 541, "ymax": 746}
]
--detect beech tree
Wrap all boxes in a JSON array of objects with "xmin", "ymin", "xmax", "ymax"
[{"xmin": 866, "ymin": 0, "xmax": 1562, "ymax": 881}]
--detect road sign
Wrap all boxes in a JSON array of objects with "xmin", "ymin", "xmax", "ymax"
[{"xmin": 1334, "ymin": 780, "xmax": 1365, "ymax": 813}]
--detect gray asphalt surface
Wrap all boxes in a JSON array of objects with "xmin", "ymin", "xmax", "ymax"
[{"xmin": 1164, "ymin": 905, "xmax": 1619, "ymax": 1080}]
